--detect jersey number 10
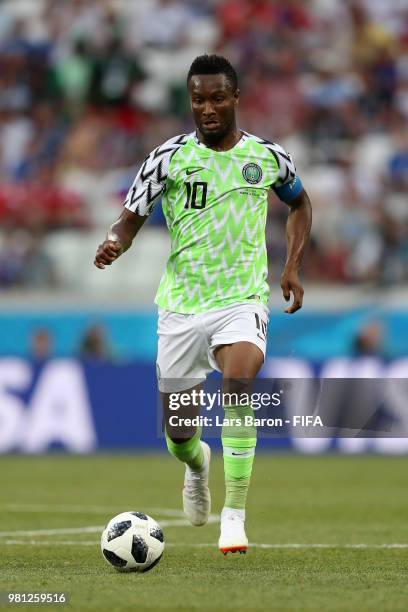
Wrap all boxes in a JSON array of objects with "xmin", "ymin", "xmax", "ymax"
[{"xmin": 184, "ymin": 181, "xmax": 208, "ymax": 210}]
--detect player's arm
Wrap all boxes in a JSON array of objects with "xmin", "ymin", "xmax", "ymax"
[
  {"xmin": 281, "ymin": 188, "xmax": 312, "ymax": 314},
  {"xmin": 94, "ymin": 209, "xmax": 146, "ymax": 269},
  {"xmin": 94, "ymin": 145, "xmax": 168, "ymax": 270},
  {"xmin": 270, "ymin": 147, "xmax": 312, "ymax": 314}
]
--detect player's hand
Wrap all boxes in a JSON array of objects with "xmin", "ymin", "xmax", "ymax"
[
  {"xmin": 94, "ymin": 240, "xmax": 123, "ymax": 269},
  {"xmin": 280, "ymin": 266, "xmax": 304, "ymax": 314}
]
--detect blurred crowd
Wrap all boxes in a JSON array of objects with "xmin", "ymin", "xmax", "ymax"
[
  {"xmin": 30, "ymin": 324, "xmax": 113, "ymax": 362},
  {"xmin": 0, "ymin": 0, "xmax": 408, "ymax": 289}
]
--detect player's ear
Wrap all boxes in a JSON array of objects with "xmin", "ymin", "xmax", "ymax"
[{"xmin": 233, "ymin": 89, "xmax": 240, "ymax": 105}]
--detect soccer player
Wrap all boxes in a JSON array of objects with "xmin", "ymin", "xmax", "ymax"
[{"xmin": 94, "ymin": 55, "xmax": 312, "ymax": 554}]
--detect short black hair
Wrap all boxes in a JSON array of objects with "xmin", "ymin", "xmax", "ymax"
[{"xmin": 187, "ymin": 54, "xmax": 238, "ymax": 91}]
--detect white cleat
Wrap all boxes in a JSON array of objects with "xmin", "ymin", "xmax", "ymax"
[
  {"xmin": 183, "ymin": 441, "xmax": 211, "ymax": 526},
  {"xmin": 218, "ymin": 507, "xmax": 248, "ymax": 555}
]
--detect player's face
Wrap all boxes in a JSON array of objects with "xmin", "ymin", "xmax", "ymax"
[{"xmin": 188, "ymin": 74, "xmax": 239, "ymax": 142}]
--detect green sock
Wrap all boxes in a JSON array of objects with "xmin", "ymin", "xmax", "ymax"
[
  {"xmin": 222, "ymin": 405, "xmax": 257, "ymax": 510},
  {"xmin": 165, "ymin": 428, "xmax": 204, "ymax": 471}
]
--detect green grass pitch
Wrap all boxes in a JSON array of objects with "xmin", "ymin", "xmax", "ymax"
[{"xmin": 1, "ymin": 454, "xmax": 408, "ymax": 611}]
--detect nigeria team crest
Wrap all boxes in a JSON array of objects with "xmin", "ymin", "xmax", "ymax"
[{"xmin": 242, "ymin": 163, "xmax": 262, "ymax": 184}]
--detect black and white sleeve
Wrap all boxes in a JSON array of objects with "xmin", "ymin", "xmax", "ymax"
[
  {"xmin": 124, "ymin": 134, "xmax": 188, "ymax": 216},
  {"xmin": 261, "ymin": 140, "xmax": 303, "ymax": 203},
  {"xmin": 267, "ymin": 142, "xmax": 297, "ymax": 186}
]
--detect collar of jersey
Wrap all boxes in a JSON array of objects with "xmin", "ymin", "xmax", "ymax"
[{"xmin": 192, "ymin": 130, "xmax": 248, "ymax": 152}]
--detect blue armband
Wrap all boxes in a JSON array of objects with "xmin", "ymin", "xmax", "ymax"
[{"xmin": 273, "ymin": 175, "xmax": 303, "ymax": 203}]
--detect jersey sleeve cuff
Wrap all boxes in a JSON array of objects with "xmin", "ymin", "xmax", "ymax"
[{"xmin": 273, "ymin": 176, "xmax": 303, "ymax": 203}]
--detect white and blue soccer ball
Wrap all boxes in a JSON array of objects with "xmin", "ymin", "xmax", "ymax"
[{"xmin": 101, "ymin": 511, "xmax": 164, "ymax": 573}]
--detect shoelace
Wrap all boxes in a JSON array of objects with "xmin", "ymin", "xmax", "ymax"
[
  {"xmin": 222, "ymin": 514, "xmax": 244, "ymax": 527},
  {"xmin": 184, "ymin": 469, "xmax": 207, "ymax": 502},
  {"xmin": 225, "ymin": 515, "xmax": 239, "ymax": 523}
]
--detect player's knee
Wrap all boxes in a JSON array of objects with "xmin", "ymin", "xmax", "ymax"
[
  {"xmin": 169, "ymin": 437, "xmax": 190, "ymax": 445},
  {"xmin": 222, "ymin": 375, "xmax": 255, "ymax": 401},
  {"xmin": 224, "ymin": 367, "xmax": 256, "ymax": 381},
  {"xmin": 166, "ymin": 428, "xmax": 198, "ymax": 445},
  {"xmin": 223, "ymin": 354, "xmax": 264, "ymax": 381}
]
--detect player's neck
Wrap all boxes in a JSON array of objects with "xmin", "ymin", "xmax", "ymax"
[{"xmin": 198, "ymin": 126, "xmax": 242, "ymax": 152}]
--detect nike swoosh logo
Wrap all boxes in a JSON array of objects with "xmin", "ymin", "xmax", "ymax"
[
  {"xmin": 186, "ymin": 167, "xmax": 205, "ymax": 176},
  {"xmin": 232, "ymin": 452, "xmax": 250, "ymax": 456}
]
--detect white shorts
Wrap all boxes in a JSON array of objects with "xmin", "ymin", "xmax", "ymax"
[{"xmin": 157, "ymin": 302, "xmax": 269, "ymax": 392}]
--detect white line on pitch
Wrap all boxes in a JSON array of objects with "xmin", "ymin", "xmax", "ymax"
[
  {"xmin": 0, "ymin": 515, "xmax": 219, "ymax": 538},
  {"xmin": 3, "ymin": 540, "xmax": 100, "ymax": 545},
  {"xmin": 0, "ymin": 503, "xmax": 187, "ymax": 517},
  {"xmin": 0, "ymin": 526, "xmax": 103, "ymax": 537},
  {"xmin": 1, "ymin": 541, "xmax": 408, "ymax": 549},
  {"xmin": 248, "ymin": 543, "xmax": 408, "ymax": 549}
]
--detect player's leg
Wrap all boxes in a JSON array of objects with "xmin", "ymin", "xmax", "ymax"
[
  {"xmin": 208, "ymin": 303, "xmax": 268, "ymax": 553},
  {"xmin": 157, "ymin": 309, "xmax": 212, "ymax": 525},
  {"xmin": 162, "ymin": 385, "xmax": 205, "ymax": 471},
  {"xmin": 162, "ymin": 388, "xmax": 211, "ymax": 526},
  {"xmin": 215, "ymin": 341, "xmax": 263, "ymax": 553}
]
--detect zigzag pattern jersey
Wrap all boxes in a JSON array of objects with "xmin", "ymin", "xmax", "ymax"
[{"xmin": 124, "ymin": 131, "xmax": 300, "ymax": 314}]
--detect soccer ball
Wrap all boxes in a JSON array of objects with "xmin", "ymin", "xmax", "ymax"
[{"xmin": 101, "ymin": 511, "xmax": 164, "ymax": 573}]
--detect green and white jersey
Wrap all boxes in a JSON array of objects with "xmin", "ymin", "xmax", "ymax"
[{"xmin": 124, "ymin": 131, "xmax": 299, "ymax": 314}]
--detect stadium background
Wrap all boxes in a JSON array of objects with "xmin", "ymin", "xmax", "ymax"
[{"xmin": 0, "ymin": 0, "xmax": 407, "ymax": 454}]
